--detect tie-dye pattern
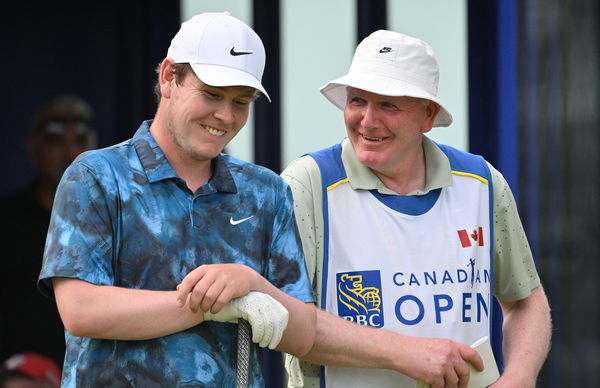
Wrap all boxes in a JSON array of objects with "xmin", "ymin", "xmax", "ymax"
[{"xmin": 39, "ymin": 121, "xmax": 314, "ymax": 387}]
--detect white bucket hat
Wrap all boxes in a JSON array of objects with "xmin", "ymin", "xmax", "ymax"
[
  {"xmin": 320, "ymin": 30, "xmax": 452, "ymax": 127},
  {"xmin": 167, "ymin": 12, "xmax": 270, "ymax": 101}
]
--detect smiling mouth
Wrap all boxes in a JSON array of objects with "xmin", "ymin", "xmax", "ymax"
[
  {"xmin": 203, "ymin": 125, "xmax": 226, "ymax": 137},
  {"xmin": 361, "ymin": 134, "xmax": 388, "ymax": 142}
]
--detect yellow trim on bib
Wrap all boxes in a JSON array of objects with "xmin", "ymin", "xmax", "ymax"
[
  {"xmin": 327, "ymin": 178, "xmax": 350, "ymax": 191},
  {"xmin": 451, "ymin": 170, "xmax": 489, "ymax": 185}
]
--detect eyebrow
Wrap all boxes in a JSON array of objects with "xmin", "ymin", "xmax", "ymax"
[
  {"xmin": 200, "ymin": 82, "xmax": 258, "ymax": 99},
  {"xmin": 198, "ymin": 80, "xmax": 251, "ymax": 92}
]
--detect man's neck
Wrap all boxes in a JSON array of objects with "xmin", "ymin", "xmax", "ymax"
[
  {"xmin": 372, "ymin": 146, "xmax": 427, "ymax": 196},
  {"xmin": 149, "ymin": 119, "xmax": 212, "ymax": 193}
]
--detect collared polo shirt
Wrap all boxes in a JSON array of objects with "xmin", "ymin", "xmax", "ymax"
[{"xmin": 40, "ymin": 120, "xmax": 314, "ymax": 388}]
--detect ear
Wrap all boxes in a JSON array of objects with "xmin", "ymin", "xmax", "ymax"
[
  {"xmin": 159, "ymin": 58, "xmax": 176, "ymax": 99},
  {"xmin": 420, "ymin": 101, "xmax": 441, "ymax": 134}
]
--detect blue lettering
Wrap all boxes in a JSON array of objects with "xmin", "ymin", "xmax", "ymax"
[
  {"xmin": 484, "ymin": 269, "xmax": 490, "ymax": 283},
  {"xmin": 433, "ymin": 294, "xmax": 453, "ymax": 324},
  {"xmin": 457, "ymin": 269, "xmax": 468, "ymax": 283},
  {"xmin": 395, "ymin": 295, "xmax": 424, "ymax": 325},
  {"xmin": 391, "ymin": 293, "xmax": 490, "ymax": 325},
  {"xmin": 477, "ymin": 293, "xmax": 489, "ymax": 321},
  {"xmin": 462, "ymin": 293, "xmax": 472, "ymax": 322},
  {"xmin": 393, "ymin": 272, "xmax": 405, "ymax": 286},
  {"xmin": 409, "ymin": 273, "xmax": 421, "ymax": 286},
  {"xmin": 442, "ymin": 270, "xmax": 454, "ymax": 284},
  {"xmin": 475, "ymin": 270, "xmax": 481, "ymax": 284},
  {"xmin": 424, "ymin": 271, "xmax": 437, "ymax": 285}
]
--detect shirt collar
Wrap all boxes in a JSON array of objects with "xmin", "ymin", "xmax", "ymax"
[
  {"xmin": 341, "ymin": 136, "xmax": 452, "ymax": 195},
  {"xmin": 132, "ymin": 120, "xmax": 237, "ymax": 193}
]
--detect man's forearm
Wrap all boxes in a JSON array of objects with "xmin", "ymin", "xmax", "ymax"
[
  {"xmin": 302, "ymin": 309, "xmax": 483, "ymax": 382},
  {"xmin": 53, "ymin": 278, "xmax": 205, "ymax": 340},
  {"xmin": 498, "ymin": 286, "xmax": 552, "ymax": 386},
  {"xmin": 302, "ymin": 309, "xmax": 401, "ymax": 370},
  {"xmin": 254, "ymin": 279, "xmax": 316, "ymax": 357}
]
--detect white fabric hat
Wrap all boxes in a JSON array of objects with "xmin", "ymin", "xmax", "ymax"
[
  {"xmin": 320, "ymin": 30, "xmax": 452, "ymax": 127},
  {"xmin": 167, "ymin": 12, "xmax": 270, "ymax": 101}
]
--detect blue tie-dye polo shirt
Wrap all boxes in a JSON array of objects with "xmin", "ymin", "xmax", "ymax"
[{"xmin": 39, "ymin": 120, "xmax": 314, "ymax": 388}]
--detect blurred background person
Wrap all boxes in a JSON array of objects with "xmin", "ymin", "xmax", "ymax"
[
  {"xmin": 0, "ymin": 94, "xmax": 97, "ymax": 367},
  {"xmin": 0, "ymin": 352, "xmax": 61, "ymax": 388}
]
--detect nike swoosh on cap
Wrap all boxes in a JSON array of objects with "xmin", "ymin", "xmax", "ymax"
[
  {"xmin": 230, "ymin": 216, "xmax": 254, "ymax": 225},
  {"xmin": 230, "ymin": 47, "xmax": 253, "ymax": 56}
]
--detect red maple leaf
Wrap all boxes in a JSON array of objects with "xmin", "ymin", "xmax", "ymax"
[{"xmin": 470, "ymin": 229, "xmax": 479, "ymax": 241}]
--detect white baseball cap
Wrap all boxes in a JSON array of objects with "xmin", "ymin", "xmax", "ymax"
[
  {"xmin": 167, "ymin": 12, "xmax": 270, "ymax": 101},
  {"xmin": 320, "ymin": 30, "xmax": 452, "ymax": 127}
]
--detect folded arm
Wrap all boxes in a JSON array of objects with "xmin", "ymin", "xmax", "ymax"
[
  {"xmin": 176, "ymin": 263, "xmax": 316, "ymax": 357},
  {"xmin": 53, "ymin": 277, "xmax": 205, "ymax": 340}
]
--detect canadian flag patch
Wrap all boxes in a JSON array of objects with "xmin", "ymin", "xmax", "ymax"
[{"xmin": 457, "ymin": 227, "xmax": 484, "ymax": 248}]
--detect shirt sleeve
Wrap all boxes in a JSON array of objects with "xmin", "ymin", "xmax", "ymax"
[
  {"xmin": 281, "ymin": 156, "xmax": 324, "ymax": 388},
  {"xmin": 38, "ymin": 160, "xmax": 115, "ymax": 298},
  {"xmin": 489, "ymin": 163, "xmax": 541, "ymax": 301},
  {"xmin": 281, "ymin": 156, "xmax": 326, "ymax": 293},
  {"xmin": 266, "ymin": 177, "xmax": 316, "ymax": 303}
]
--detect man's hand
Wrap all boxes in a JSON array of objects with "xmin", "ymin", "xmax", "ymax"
[
  {"xmin": 176, "ymin": 264, "xmax": 260, "ymax": 313},
  {"xmin": 203, "ymin": 291, "xmax": 289, "ymax": 349},
  {"xmin": 403, "ymin": 337, "xmax": 483, "ymax": 388}
]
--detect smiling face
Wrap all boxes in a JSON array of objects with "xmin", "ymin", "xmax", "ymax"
[
  {"xmin": 153, "ymin": 60, "xmax": 258, "ymax": 171},
  {"xmin": 343, "ymin": 87, "xmax": 440, "ymax": 176},
  {"xmin": 164, "ymin": 71, "xmax": 257, "ymax": 164}
]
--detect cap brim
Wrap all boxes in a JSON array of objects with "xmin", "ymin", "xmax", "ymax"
[
  {"xmin": 320, "ymin": 73, "xmax": 452, "ymax": 127},
  {"xmin": 190, "ymin": 63, "xmax": 271, "ymax": 102}
]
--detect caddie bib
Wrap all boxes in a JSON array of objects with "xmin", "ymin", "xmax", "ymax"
[{"xmin": 310, "ymin": 142, "xmax": 496, "ymax": 388}]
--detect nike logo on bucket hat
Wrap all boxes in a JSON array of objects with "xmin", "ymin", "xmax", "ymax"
[{"xmin": 230, "ymin": 47, "xmax": 253, "ymax": 56}]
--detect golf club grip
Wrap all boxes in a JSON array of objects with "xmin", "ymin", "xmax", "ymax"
[{"xmin": 236, "ymin": 319, "xmax": 251, "ymax": 388}]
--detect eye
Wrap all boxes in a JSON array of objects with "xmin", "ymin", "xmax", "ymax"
[
  {"xmin": 202, "ymin": 89, "xmax": 221, "ymax": 100},
  {"xmin": 348, "ymin": 96, "xmax": 366, "ymax": 105},
  {"xmin": 233, "ymin": 98, "xmax": 251, "ymax": 107},
  {"xmin": 380, "ymin": 101, "xmax": 399, "ymax": 110}
]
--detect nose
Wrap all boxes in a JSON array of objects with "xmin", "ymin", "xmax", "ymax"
[
  {"xmin": 213, "ymin": 102, "xmax": 235, "ymax": 126},
  {"xmin": 360, "ymin": 102, "xmax": 379, "ymax": 129}
]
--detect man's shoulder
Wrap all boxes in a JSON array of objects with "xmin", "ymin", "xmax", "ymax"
[
  {"xmin": 435, "ymin": 142, "xmax": 490, "ymax": 176},
  {"xmin": 223, "ymin": 154, "xmax": 287, "ymax": 188},
  {"xmin": 281, "ymin": 154, "xmax": 322, "ymax": 189},
  {"xmin": 282, "ymin": 142, "xmax": 344, "ymax": 179},
  {"xmin": 72, "ymin": 139, "xmax": 134, "ymax": 172}
]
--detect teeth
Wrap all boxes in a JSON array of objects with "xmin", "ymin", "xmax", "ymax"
[
  {"xmin": 363, "ymin": 135, "xmax": 384, "ymax": 141},
  {"xmin": 204, "ymin": 125, "xmax": 226, "ymax": 137}
]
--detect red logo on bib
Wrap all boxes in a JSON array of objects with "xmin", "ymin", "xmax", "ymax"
[{"xmin": 458, "ymin": 227, "xmax": 484, "ymax": 248}]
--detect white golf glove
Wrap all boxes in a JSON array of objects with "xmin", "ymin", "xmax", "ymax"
[{"xmin": 203, "ymin": 291, "xmax": 289, "ymax": 349}]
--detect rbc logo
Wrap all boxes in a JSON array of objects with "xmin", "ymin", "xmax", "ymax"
[{"xmin": 336, "ymin": 270, "xmax": 384, "ymax": 327}]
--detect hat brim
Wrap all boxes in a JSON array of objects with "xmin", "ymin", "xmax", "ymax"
[
  {"xmin": 189, "ymin": 63, "xmax": 271, "ymax": 102},
  {"xmin": 320, "ymin": 73, "xmax": 452, "ymax": 127}
]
